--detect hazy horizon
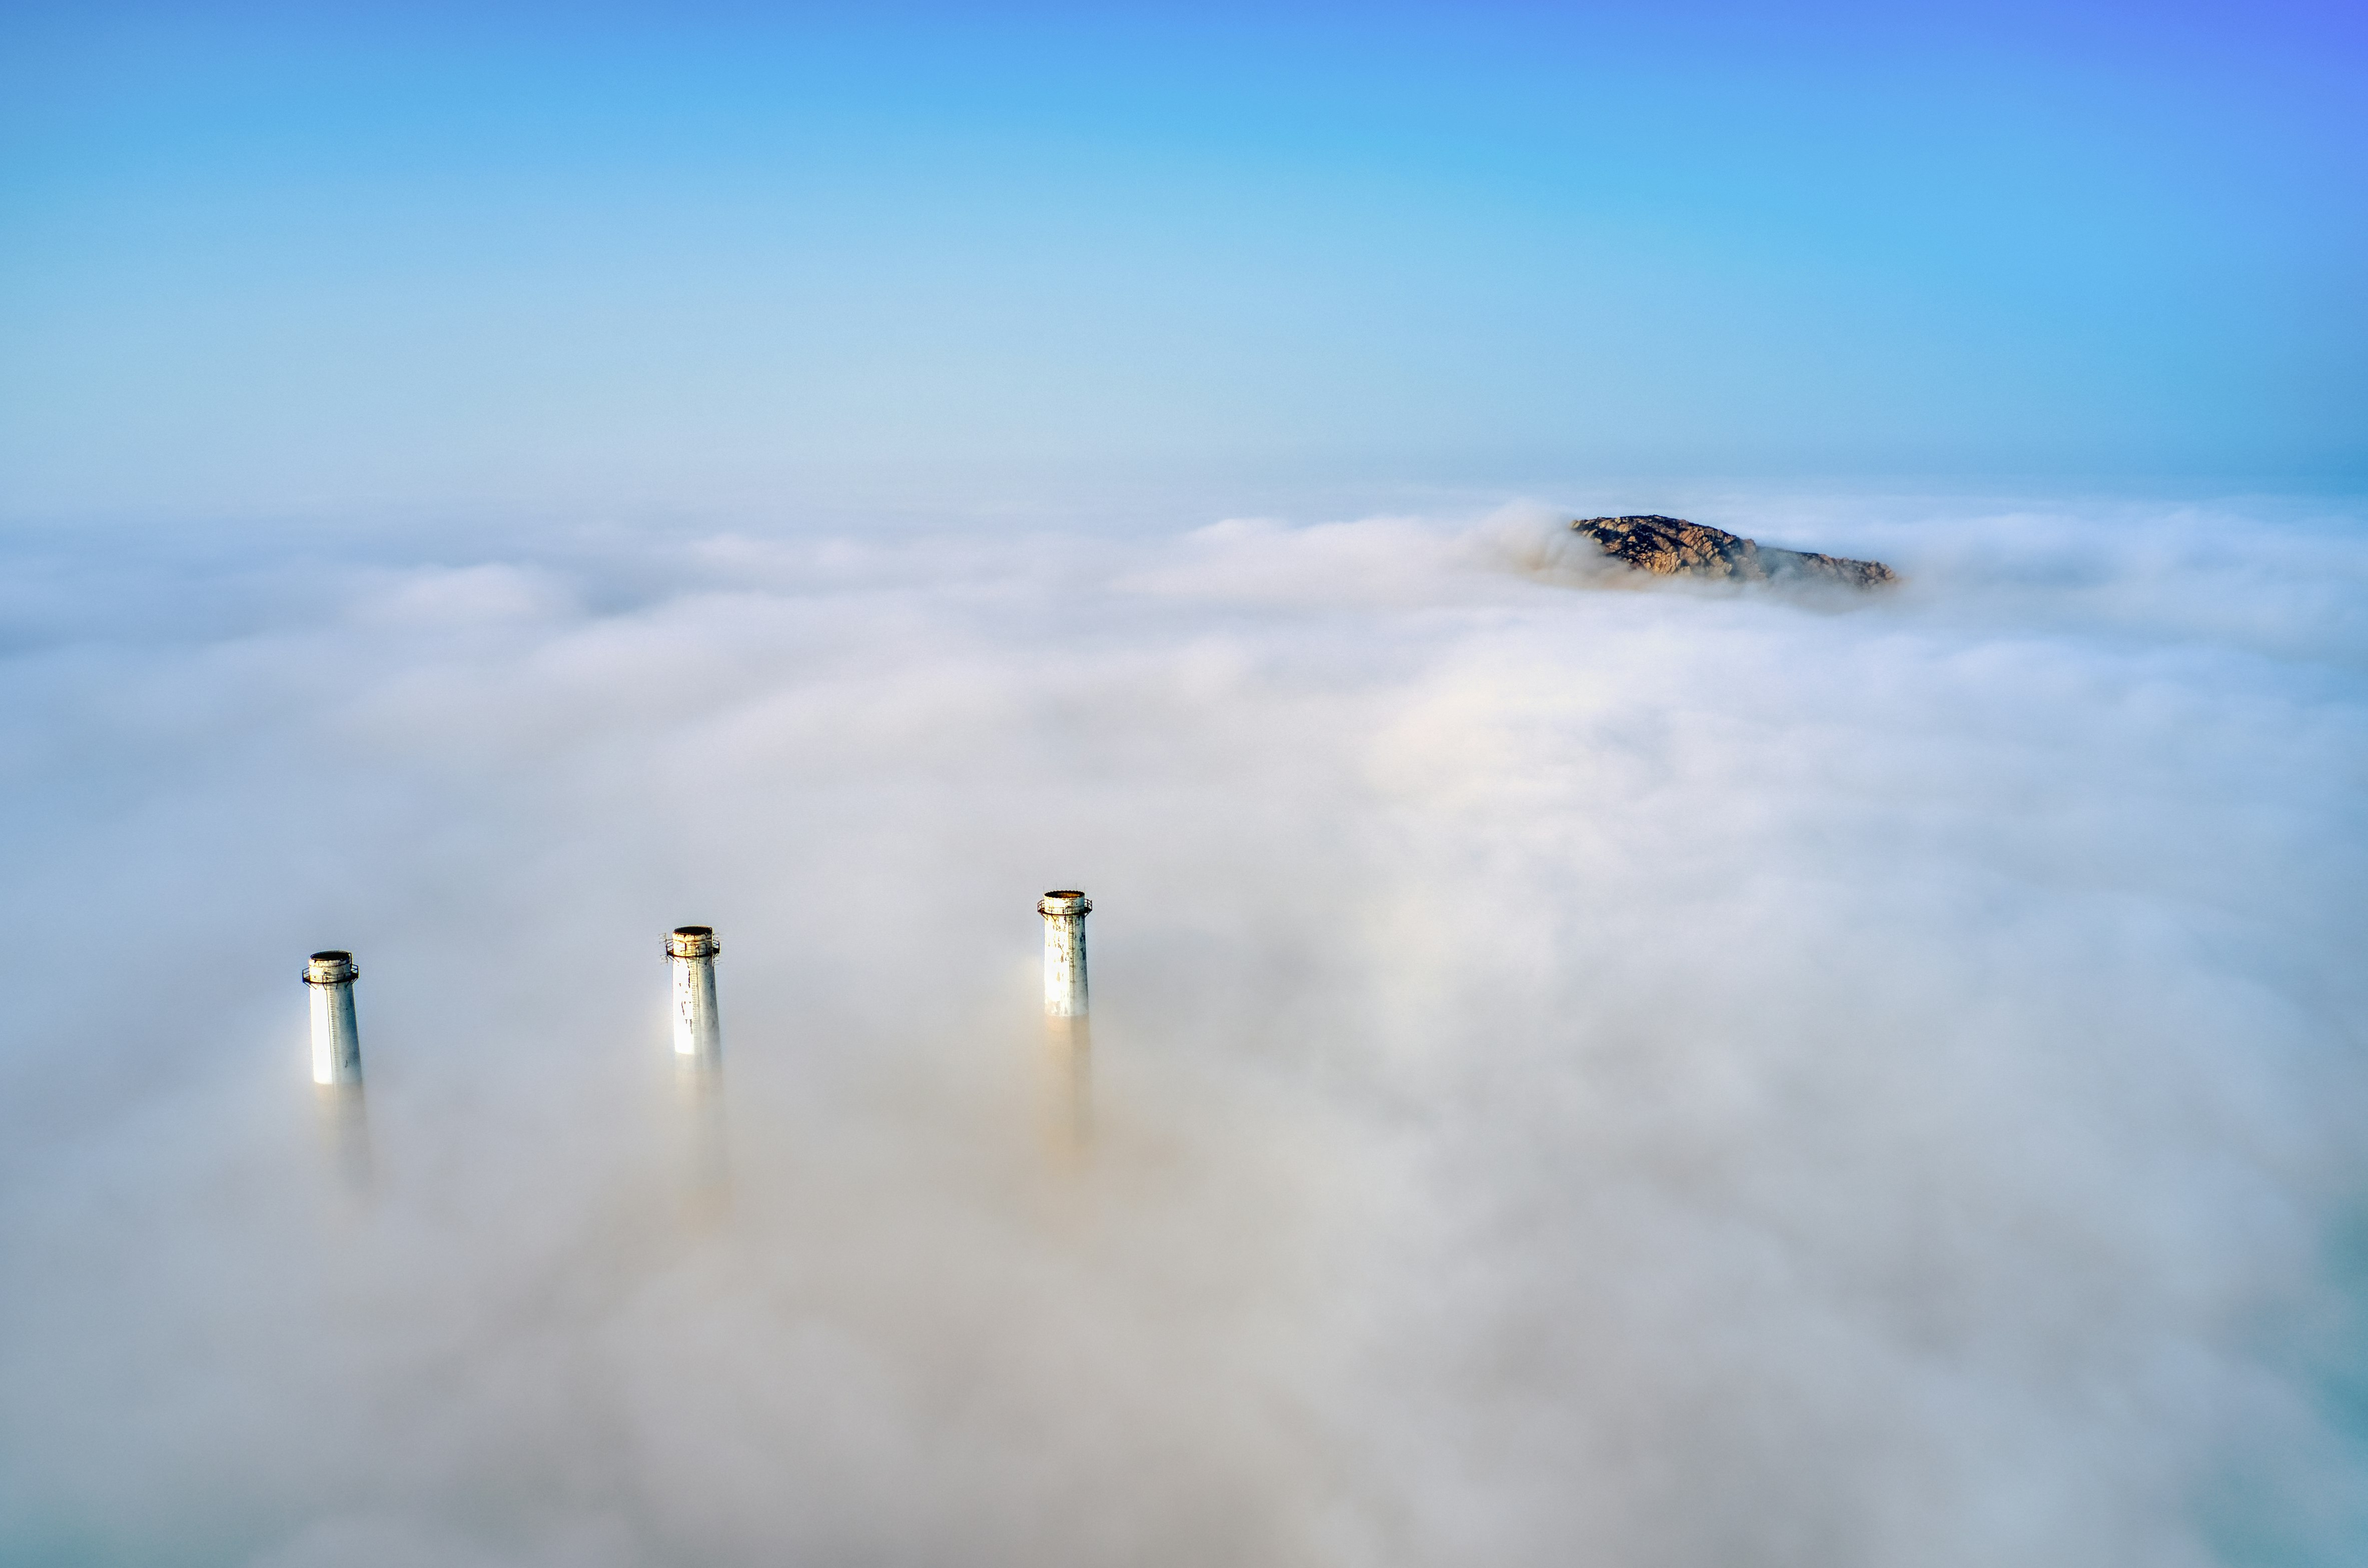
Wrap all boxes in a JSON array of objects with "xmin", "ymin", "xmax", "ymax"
[{"xmin": 5, "ymin": 1, "xmax": 2364, "ymax": 518}]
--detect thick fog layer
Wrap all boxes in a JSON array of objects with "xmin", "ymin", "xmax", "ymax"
[{"xmin": 1, "ymin": 498, "xmax": 2364, "ymax": 1566}]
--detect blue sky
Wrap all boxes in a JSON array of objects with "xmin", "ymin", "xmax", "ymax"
[{"xmin": 2, "ymin": 1, "xmax": 2362, "ymax": 518}]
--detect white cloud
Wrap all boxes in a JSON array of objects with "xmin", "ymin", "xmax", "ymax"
[{"xmin": 0, "ymin": 498, "xmax": 2361, "ymax": 1565}]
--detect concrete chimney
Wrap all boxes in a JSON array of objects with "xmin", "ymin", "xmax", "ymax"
[
  {"xmin": 1038, "ymin": 892, "xmax": 1091, "ymax": 1020},
  {"xmin": 303, "ymin": 950, "xmax": 363, "ymax": 1086},
  {"xmin": 1037, "ymin": 892, "xmax": 1092, "ymax": 1151},
  {"xmin": 303, "ymin": 950, "xmax": 370, "ymax": 1193},
  {"xmin": 666, "ymin": 926, "xmax": 722, "ymax": 1067},
  {"xmin": 666, "ymin": 926, "xmax": 727, "ymax": 1221}
]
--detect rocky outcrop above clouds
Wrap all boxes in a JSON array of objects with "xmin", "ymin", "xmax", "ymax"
[{"xmin": 1572, "ymin": 515, "xmax": 1898, "ymax": 589}]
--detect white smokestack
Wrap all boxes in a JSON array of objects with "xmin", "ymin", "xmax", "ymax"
[
  {"xmin": 303, "ymin": 950, "xmax": 362, "ymax": 1086},
  {"xmin": 1036, "ymin": 892, "xmax": 1092, "ymax": 1152},
  {"xmin": 666, "ymin": 926, "xmax": 722, "ymax": 1067},
  {"xmin": 666, "ymin": 926, "xmax": 728, "ymax": 1218},
  {"xmin": 1037, "ymin": 892, "xmax": 1090, "ymax": 1020},
  {"xmin": 303, "ymin": 949, "xmax": 370, "ymax": 1193}
]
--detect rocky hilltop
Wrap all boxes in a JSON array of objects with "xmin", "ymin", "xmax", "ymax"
[{"xmin": 1572, "ymin": 515, "xmax": 1897, "ymax": 589}]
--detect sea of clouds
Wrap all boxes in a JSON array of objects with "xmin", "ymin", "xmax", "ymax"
[{"xmin": 0, "ymin": 495, "xmax": 2364, "ymax": 1567}]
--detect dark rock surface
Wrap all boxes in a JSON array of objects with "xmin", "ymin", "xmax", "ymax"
[{"xmin": 1572, "ymin": 515, "xmax": 1897, "ymax": 589}]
